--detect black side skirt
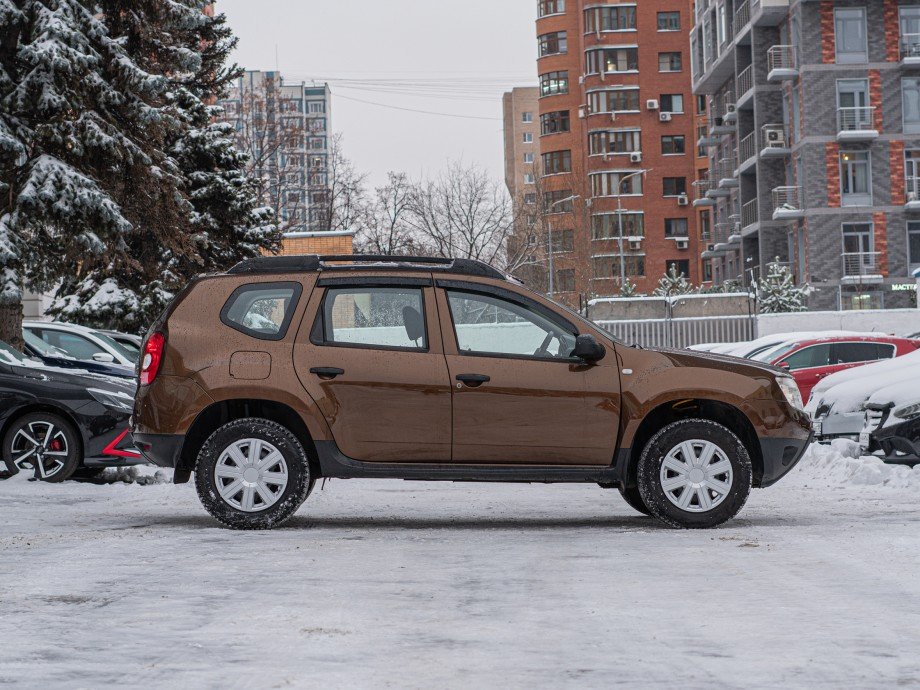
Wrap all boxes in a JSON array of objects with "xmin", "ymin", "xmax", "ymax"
[{"xmin": 315, "ymin": 441, "xmax": 622, "ymax": 484}]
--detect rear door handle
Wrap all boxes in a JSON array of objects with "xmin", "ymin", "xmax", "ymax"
[
  {"xmin": 310, "ymin": 367, "xmax": 344, "ymax": 378},
  {"xmin": 456, "ymin": 373, "xmax": 490, "ymax": 387}
]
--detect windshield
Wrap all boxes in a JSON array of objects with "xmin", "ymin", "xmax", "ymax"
[
  {"xmin": 0, "ymin": 340, "xmax": 28, "ymax": 364},
  {"xmin": 753, "ymin": 341, "xmax": 798, "ymax": 363},
  {"xmin": 23, "ymin": 330, "xmax": 70, "ymax": 357},
  {"xmin": 91, "ymin": 331, "xmax": 138, "ymax": 363}
]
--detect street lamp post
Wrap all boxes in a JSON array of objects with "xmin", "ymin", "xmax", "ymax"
[
  {"xmin": 547, "ymin": 193, "xmax": 581, "ymax": 298},
  {"xmin": 614, "ymin": 169, "xmax": 650, "ymax": 289}
]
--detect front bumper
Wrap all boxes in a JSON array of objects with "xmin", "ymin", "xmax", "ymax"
[
  {"xmin": 133, "ymin": 433, "xmax": 184, "ymax": 469},
  {"xmin": 813, "ymin": 411, "xmax": 864, "ymax": 442},
  {"xmin": 758, "ymin": 433, "xmax": 812, "ymax": 487},
  {"xmin": 870, "ymin": 417, "xmax": 920, "ymax": 466}
]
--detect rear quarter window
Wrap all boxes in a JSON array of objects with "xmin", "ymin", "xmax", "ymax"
[{"xmin": 220, "ymin": 282, "xmax": 303, "ymax": 340}]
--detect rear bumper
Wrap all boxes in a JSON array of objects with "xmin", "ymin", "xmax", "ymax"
[
  {"xmin": 758, "ymin": 433, "xmax": 812, "ymax": 487},
  {"xmin": 133, "ymin": 433, "xmax": 184, "ymax": 469}
]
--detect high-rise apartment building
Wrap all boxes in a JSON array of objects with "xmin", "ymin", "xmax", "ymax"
[
  {"xmin": 502, "ymin": 87, "xmax": 544, "ymax": 291},
  {"xmin": 533, "ymin": 0, "xmax": 701, "ymax": 304},
  {"xmin": 220, "ymin": 70, "xmax": 331, "ymax": 236},
  {"xmin": 692, "ymin": 0, "xmax": 920, "ymax": 310}
]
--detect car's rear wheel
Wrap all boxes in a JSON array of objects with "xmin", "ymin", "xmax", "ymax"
[
  {"xmin": 2, "ymin": 413, "xmax": 81, "ymax": 482},
  {"xmin": 195, "ymin": 418, "xmax": 312, "ymax": 529},
  {"xmin": 637, "ymin": 419, "xmax": 752, "ymax": 529}
]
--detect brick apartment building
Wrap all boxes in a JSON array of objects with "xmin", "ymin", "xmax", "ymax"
[
  {"xmin": 527, "ymin": 0, "xmax": 701, "ymax": 304},
  {"xmin": 692, "ymin": 0, "xmax": 920, "ymax": 310}
]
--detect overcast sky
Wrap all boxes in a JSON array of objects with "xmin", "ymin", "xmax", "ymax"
[{"xmin": 218, "ymin": 0, "xmax": 538, "ymax": 188}]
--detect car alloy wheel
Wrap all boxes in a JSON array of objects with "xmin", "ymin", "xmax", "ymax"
[
  {"xmin": 10, "ymin": 420, "xmax": 71, "ymax": 481},
  {"xmin": 214, "ymin": 438, "xmax": 289, "ymax": 512},
  {"xmin": 659, "ymin": 439, "xmax": 733, "ymax": 513}
]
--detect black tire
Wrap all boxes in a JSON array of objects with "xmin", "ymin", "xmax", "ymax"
[
  {"xmin": 637, "ymin": 418, "xmax": 752, "ymax": 529},
  {"xmin": 2, "ymin": 412, "xmax": 81, "ymax": 483},
  {"xmin": 618, "ymin": 484, "xmax": 651, "ymax": 516},
  {"xmin": 194, "ymin": 418, "xmax": 312, "ymax": 529}
]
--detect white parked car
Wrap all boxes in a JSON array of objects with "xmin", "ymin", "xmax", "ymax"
[{"xmin": 23, "ymin": 321, "xmax": 137, "ymax": 368}]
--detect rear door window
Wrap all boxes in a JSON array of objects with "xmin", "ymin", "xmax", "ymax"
[
  {"xmin": 317, "ymin": 287, "xmax": 427, "ymax": 351},
  {"xmin": 782, "ymin": 344, "xmax": 832, "ymax": 370},
  {"xmin": 833, "ymin": 342, "xmax": 895, "ymax": 364},
  {"xmin": 221, "ymin": 282, "xmax": 302, "ymax": 340}
]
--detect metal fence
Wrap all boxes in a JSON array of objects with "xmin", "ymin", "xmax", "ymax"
[{"xmin": 595, "ymin": 315, "xmax": 755, "ymax": 349}]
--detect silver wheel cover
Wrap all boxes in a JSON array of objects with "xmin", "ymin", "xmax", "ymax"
[
  {"xmin": 659, "ymin": 439, "xmax": 734, "ymax": 513},
  {"xmin": 215, "ymin": 438, "xmax": 289, "ymax": 513},
  {"xmin": 11, "ymin": 421, "xmax": 70, "ymax": 479}
]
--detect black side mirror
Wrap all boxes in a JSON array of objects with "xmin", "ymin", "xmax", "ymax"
[{"xmin": 573, "ymin": 334, "xmax": 606, "ymax": 363}]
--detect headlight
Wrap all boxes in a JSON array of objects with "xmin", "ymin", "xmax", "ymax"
[
  {"xmin": 777, "ymin": 376, "xmax": 804, "ymax": 411},
  {"xmin": 87, "ymin": 388, "xmax": 134, "ymax": 413},
  {"xmin": 893, "ymin": 402, "xmax": 920, "ymax": 420}
]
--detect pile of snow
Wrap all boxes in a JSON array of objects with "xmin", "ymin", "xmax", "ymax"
[
  {"xmin": 97, "ymin": 466, "xmax": 171, "ymax": 485},
  {"xmin": 792, "ymin": 440, "xmax": 920, "ymax": 489}
]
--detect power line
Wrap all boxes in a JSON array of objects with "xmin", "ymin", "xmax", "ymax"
[{"xmin": 334, "ymin": 93, "xmax": 502, "ymax": 121}]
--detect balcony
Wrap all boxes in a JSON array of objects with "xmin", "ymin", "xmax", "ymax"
[
  {"xmin": 901, "ymin": 33, "xmax": 920, "ymax": 66},
  {"xmin": 772, "ymin": 186, "xmax": 804, "ymax": 220},
  {"xmin": 733, "ymin": 1, "xmax": 751, "ymax": 40},
  {"xmin": 841, "ymin": 252, "xmax": 883, "ymax": 284},
  {"xmin": 736, "ymin": 64, "xmax": 754, "ymax": 109},
  {"xmin": 766, "ymin": 45, "xmax": 798, "ymax": 82},
  {"xmin": 718, "ymin": 157, "xmax": 739, "ymax": 188},
  {"xmin": 722, "ymin": 92, "xmax": 737, "ymax": 124},
  {"xmin": 696, "ymin": 122, "xmax": 719, "ymax": 149},
  {"xmin": 737, "ymin": 131, "xmax": 756, "ymax": 171},
  {"xmin": 760, "ymin": 124, "xmax": 791, "ymax": 157},
  {"xmin": 705, "ymin": 172, "xmax": 732, "ymax": 198},
  {"xmin": 741, "ymin": 198, "xmax": 759, "ymax": 230},
  {"xmin": 906, "ymin": 176, "xmax": 920, "ymax": 210},
  {"xmin": 837, "ymin": 107, "xmax": 878, "ymax": 142},
  {"xmin": 712, "ymin": 222, "xmax": 733, "ymax": 252},
  {"xmin": 692, "ymin": 178, "xmax": 717, "ymax": 207},
  {"xmin": 709, "ymin": 109, "xmax": 735, "ymax": 135}
]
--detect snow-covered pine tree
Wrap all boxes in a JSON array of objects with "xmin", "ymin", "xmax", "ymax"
[
  {"xmin": 47, "ymin": 1, "xmax": 278, "ymax": 332},
  {"xmin": 653, "ymin": 263, "xmax": 694, "ymax": 297},
  {"xmin": 0, "ymin": 0, "xmax": 190, "ymax": 346},
  {"xmin": 619, "ymin": 278, "xmax": 638, "ymax": 297},
  {"xmin": 757, "ymin": 257, "xmax": 808, "ymax": 313}
]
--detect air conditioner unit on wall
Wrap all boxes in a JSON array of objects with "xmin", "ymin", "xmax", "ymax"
[
  {"xmin": 646, "ymin": 99, "xmax": 660, "ymax": 110},
  {"xmin": 726, "ymin": 102, "xmax": 736, "ymax": 113},
  {"xmin": 677, "ymin": 194, "xmax": 689, "ymax": 206},
  {"xmin": 676, "ymin": 238, "xmax": 689, "ymax": 249},
  {"xmin": 629, "ymin": 238, "xmax": 642, "ymax": 250},
  {"xmin": 764, "ymin": 126, "xmax": 786, "ymax": 147},
  {"xmin": 630, "ymin": 152, "xmax": 642, "ymax": 163},
  {"xmin": 660, "ymin": 112, "xmax": 672, "ymax": 122}
]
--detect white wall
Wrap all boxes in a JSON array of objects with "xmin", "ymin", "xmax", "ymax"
[{"xmin": 757, "ymin": 309, "xmax": 920, "ymax": 338}]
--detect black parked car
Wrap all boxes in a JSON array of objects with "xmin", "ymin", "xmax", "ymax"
[
  {"xmin": 864, "ymin": 402, "xmax": 920, "ymax": 467},
  {"xmin": 0, "ymin": 341, "xmax": 143, "ymax": 482},
  {"xmin": 23, "ymin": 330, "xmax": 135, "ymax": 379}
]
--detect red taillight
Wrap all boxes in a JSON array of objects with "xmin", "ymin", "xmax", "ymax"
[{"xmin": 140, "ymin": 332, "xmax": 165, "ymax": 386}]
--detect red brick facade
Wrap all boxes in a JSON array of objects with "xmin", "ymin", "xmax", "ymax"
[
  {"xmin": 873, "ymin": 212, "xmax": 889, "ymax": 277},
  {"xmin": 820, "ymin": 2, "xmax": 836, "ymax": 63},
  {"xmin": 535, "ymin": 0, "xmax": 699, "ymax": 301},
  {"xmin": 825, "ymin": 142, "xmax": 841, "ymax": 206},
  {"xmin": 890, "ymin": 140, "xmax": 906, "ymax": 205},
  {"xmin": 869, "ymin": 70, "xmax": 883, "ymax": 132},
  {"xmin": 884, "ymin": 0, "xmax": 901, "ymax": 62}
]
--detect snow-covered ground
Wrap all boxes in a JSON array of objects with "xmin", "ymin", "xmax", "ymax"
[{"xmin": 1, "ymin": 444, "xmax": 919, "ymax": 689}]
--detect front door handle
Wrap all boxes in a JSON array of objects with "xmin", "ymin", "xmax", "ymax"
[
  {"xmin": 456, "ymin": 373, "xmax": 490, "ymax": 387},
  {"xmin": 310, "ymin": 367, "xmax": 345, "ymax": 378}
]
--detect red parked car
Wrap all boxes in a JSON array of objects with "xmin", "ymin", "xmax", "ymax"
[{"xmin": 752, "ymin": 336, "xmax": 920, "ymax": 402}]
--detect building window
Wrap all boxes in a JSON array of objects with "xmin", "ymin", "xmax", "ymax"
[
  {"xmin": 658, "ymin": 52, "xmax": 682, "ymax": 72},
  {"xmin": 904, "ymin": 78, "xmax": 920, "ymax": 133},
  {"xmin": 909, "ymin": 221, "xmax": 920, "ymax": 272},
  {"xmin": 523, "ymin": 173, "xmax": 535, "ymax": 185},
  {"xmin": 585, "ymin": 47, "xmax": 639, "ymax": 75},
  {"xmin": 538, "ymin": 0, "xmax": 564, "ymax": 18},
  {"xmin": 665, "ymin": 218, "xmax": 689, "ymax": 237},
  {"xmin": 837, "ymin": 78, "xmax": 870, "ymax": 129},
  {"xmin": 522, "ymin": 111, "xmax": 533, "ymax": 123},
  {"xmin": 538, "ymin": 31, "xmax": 567, "ymax": 57},
  {"xmin": 842, "ymin": 223, "xmax": 874, "ymax": 272},
  {"xmin": 700, "ymin": 210, "xmax": 711, "ymax": 240},
  {"xmin": 554, "ymin": 268, "xmax": 576, "ymax": 292},
  {"xmin": 540, "ymin": 110, "xmax": 571, "ymax": 135},
  {"xmin": 663, "ymin": 177, "xmax": 687, "ymax": 196},
  {"xmin": 543, "ymin": 189, "xmax": 573, "ymax": 213},
  {"xmin": 840, "ymin": 151, "xmax": 871, "ymax": 205},
  {"xmin": 523, "ymin": 152, "xmax": 535, "ymax": 164},
  {"xmin": 659, "ymin": 94, "xmax": 684, "ymax": 113},
  {"xmin": 901, "ymin": 7, "xmax": 920, "ymax": 57},
  {"xmin": 550, "ymin": 229, "xmax": 575, "ymax": 253},
  {"xmin": 667, "ymin": 259, "xmax": 691, "ymax": 277},
  {"xmin": 835, "ymin": 8, "xmax": 868, "ymax": 64},
  {"xmin": 661, "ymin": 135, "xmax": 686, "ymax": 155},
  {"xmin": 592, "ymin": 212, "xmax": 645, "ymax": 239},
  {"xmin": 657, "ymin": 11, "xmax": 681, "ymax": 31},
  {"xmin": 587, "ymin": 88, "xmax": 640, "ymax": 114},
  {"xmin": 539, "ymin": 71, "xmax": 569, "ymax": 96},
  {"xmin": 308, "ymin": 101, "xmax": 325, "ymax": 113},
  {"xmin": 590, "ymin": 171, "xmax": 643, "ymax": 197},
  {"xmin": 907, "ymin": 150, "xmax": 920, "ymax": 199},
  {"xmin": 593, "ymin": 255, "xmax": 645, "ymax": 278},
  {"xmin": 584, "ymin": 5, "xmax": 637, "ymax": 33},
  {"xmin": 523, "ymin": 132, "xmax": 533, "ymax": 143},
  {"xmin": 541, "ymin": 150, "xmax": 572, "ymax": 175},
  {"xmin": 524, "ymin": 193, "xmax": 537, "ymax": 205},
  {"xmin": 588, "ymin": 129, "xmax": 641, "ymax": 155}
]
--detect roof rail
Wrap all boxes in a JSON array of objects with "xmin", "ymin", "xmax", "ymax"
[{"xmin": 227, "ymin": 254, "xmax": 508, "ymax": 281}]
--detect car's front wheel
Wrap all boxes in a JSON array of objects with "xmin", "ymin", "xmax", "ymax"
[
  {"xmin": 195, "ymin": 418, "xmax": 313, "ymax": 529},
  {"xmin": 637, "ymin": 419, "xmax": 752, "ymax": 529},
  {"xmin": 2, "ymin": 413, "xmax": 81, "ymax": 482}
]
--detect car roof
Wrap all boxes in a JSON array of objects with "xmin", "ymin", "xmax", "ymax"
[
  {"xmin": 786, "ymin": 335, "xmax": 905, "ymax": 346},
  {"xmin": 226, "ymin": 254, "xmax": 514, "ymax": 282},
  {"xmin": 23, "ymin": 320, "xmax": 97, "ymax": 334}
]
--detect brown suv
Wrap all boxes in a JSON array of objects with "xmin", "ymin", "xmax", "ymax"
[{"xmin": 131, "ymin": 255, "xmax": 811, "ymax": 529}]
